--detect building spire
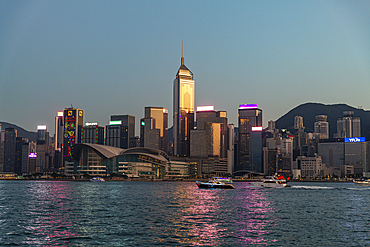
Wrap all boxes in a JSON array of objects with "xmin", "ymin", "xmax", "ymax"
[{"xmin": 181, "ymin": 41, "xmax": 184, "ymax": 65}]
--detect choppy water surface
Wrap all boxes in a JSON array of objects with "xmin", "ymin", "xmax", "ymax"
[{"xmin": 0, "ymin": 181, "xmax": 369, "ymax": 246}]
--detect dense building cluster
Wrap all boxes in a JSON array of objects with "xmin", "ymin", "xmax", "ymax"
[{"xmin": 1, "ymin": 53, "xmax": 369, "ymax": 180}]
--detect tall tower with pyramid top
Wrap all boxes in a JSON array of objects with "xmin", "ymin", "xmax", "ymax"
[{"xmin": 173, "ymin": 43, "xmax": 195, "ymax": 156}]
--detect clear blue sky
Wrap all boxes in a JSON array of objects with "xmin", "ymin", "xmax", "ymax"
[{"xmin": 1, "ymin": 0, "xmax": 369, "ymax": 135}]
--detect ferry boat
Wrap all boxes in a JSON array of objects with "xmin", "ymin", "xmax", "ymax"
[
  {"xmin": 353, "ymin": 179, "xmax": 370, "ymax": 185},
  {"xmin": 250, "ymin": 175, "xmax": 291, "ymax": 188},
  {"xmin": 196, "ymin": 177, "xmax": 235, "ymax": 189},
  {"xmin": 90, "ymin": 177, "xmax": 105, "ymax": 182}
]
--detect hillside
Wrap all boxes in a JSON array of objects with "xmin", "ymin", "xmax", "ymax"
[
  {"xmin": 0, "ymin": 122, "xmax": 37, "ymax": 142},
  {"xmin": 275, "ymin": 103, "xmax": 370, "ymax": 140}
]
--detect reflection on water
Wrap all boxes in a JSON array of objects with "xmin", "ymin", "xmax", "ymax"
[
  {"xmin": 21, "ymin": 181, "xmax": 77, "ymax": 245},
  {"xmin": 233, "ymin": 186, "xmax": 278, "ymax": 245},
  {"xmin": 2, "ymin": 181, "xmax": 369, "ymax": 246},
  {"xmin": 150, "ymin": 183, "xmax": 278, "ymax": 246}
]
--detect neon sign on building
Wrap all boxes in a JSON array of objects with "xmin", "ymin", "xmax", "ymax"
[{"xmin": 345, "ymin": 137, "xmax": 365, "ymax": 143}]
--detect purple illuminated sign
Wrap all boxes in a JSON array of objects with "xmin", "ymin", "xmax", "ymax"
[
  {"xmin": 29, "ymin": 153, "xmax": 37, "ymax": 158},
  {"xmin": 239, "ymin": 104, "xmax": 257, "ymax": 109}
]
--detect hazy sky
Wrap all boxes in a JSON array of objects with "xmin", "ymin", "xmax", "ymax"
[{"xmin": 1, "ymin": 0, "xmax": 370, "ymax": 135}]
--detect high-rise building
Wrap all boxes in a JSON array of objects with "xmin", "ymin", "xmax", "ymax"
[
  {"xmin": 140, "ymin": 107, "xmax": 168, "ymax": 151},
  {"xmin": 36, "ymin": 125, "xmax": 50, "ymax": 173},
  {"xmin": 63, "ymin": 107, "xmax": 84, "ymax": 174},
  {"xmin": 173, "ymin": 47, "xmax": 195, "ymax": 156},
  {"xmin": 193, "ymin": 106, "xmax": 229, "ymax": 158},
  {"xmin": 0, "ymin": 141, "xmax": 4, "ymax": 172},
  {"xmin": 314, "ymin": 115, "xmax": 329, "ymax": 139},
  {"xmin": 82, "ymin": 122, "xmax": 105, "ymax": 144},
  {"xmin": 236, "ymin": 104, "xmax": 263, "ymax": 175},
  {"xmin": 109, "ymin": 115, "xmax": 135, "ymax": 149},
  {"xmin": 4, "ymin": 127, "xmax": 17, "ymax": 172},
  {"xmin": 55, "ymin": 111, "xmax": 64, "ymax": 151},
  {"xmin": 335, "ymin": 111, "xmax": 361, "ymax": 138},
  {"xmin": 105, "ymin": 120, "xmax": 129, "ymax": 149},
  {"xmin": 294, "ymin": 116, "xmax": 304, "ymax": 130}
]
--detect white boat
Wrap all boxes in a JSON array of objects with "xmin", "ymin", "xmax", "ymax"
[
  {"xmin": 353, "ymin": 179, "xmax": 370, "ymax": 185},
  {"xmin": 196, "ymin": 177, "xmax": 235, "ymax": 189},
  {"xmin": 250, "ymin": 176, "xmax": 291, "ymax": 188},
  {"xmin": 90, "ymin": 177, "xmax": 105, "ymax": 182}
]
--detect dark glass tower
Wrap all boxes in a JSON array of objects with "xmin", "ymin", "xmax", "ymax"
[{"xmin": 236, "ymin": 104, "xmax": 263, "ymax": 175}]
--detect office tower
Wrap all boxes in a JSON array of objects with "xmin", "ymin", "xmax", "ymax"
[
  {"xmin": 21, "ymin": 140, "xmax": 30, "ymax": 174},
  {"xmin": 63, "ymin": 107, "xmax": 84, "ymax": 175},
  {"xmin": 54, "ymin": 111, "xmax": 64, "ymax": 170},
  {"xmin": 36, "ymin": 125, "xmax": 49, "ymax": 173},
  {"xmin": 294, "ymin": 116, "xmax": 304, "ymax": 130},
  {"xmin": 140, "ymin": 117, "xmax": 160, "ymax": 149},
  {"xmin": 82, "ymin": 122, "xmax": 105, "ymax": 144},
  {"xmin": 63, "ymin": 108, "xmax": 84, "ymax": 157},
  {"xmin": 237, "ymin": 104, "xmax": 263, "ymax": 175},
  {"xmin": 4, "ymin": 127, "xmax": 17, "ymax": 172},
  {"xmin": 0, "ymin": 141, "xmax": 4, "ymax": 172},
  {"xmin": 267, "ymin": 120, "xmax": 275, "ymax": 132},
  {"xmin": 109, "ymin": 115, "xmax": 135, "ymax": 149},
  {"xmin": 15, "ymin": 137, "xmax": 29, "ymax": 174},
  {"xmin": 205, "ymin": 122, "xmax": 221, "ymax": 156},
  {"xmin": 194, "ymin": 106, "xmax": 229, "ymax": 157},
  {"xmin": 173, "ymin": 48, "xmax": 195, "ymax": 156},
  {"xmin": 55, "ymin": 111, "xmax": 64, "ymax": 151},
  {"xmin": 140, "ymin": 107, "xmax": 168, "ymax": 151},
  {"xmin": 314, "ymin": 115, "xmax": 329, "ymax": 139},
  {"xmin": 335, "ymin": 111, "xmax": 361, "ymax": 138},
  {"xmin": 106, "ymin": 121, "xmax": 129, "ymax": 149},
  {"xmin": 227, "ymin": 124, "xmax": 235, "ymax": 174}
]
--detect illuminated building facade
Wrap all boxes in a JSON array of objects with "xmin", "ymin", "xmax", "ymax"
[
  {"xmin": 173, "ymin": 51, "xmax": 195, "ymax": 156},
  {"xmin": 63, "ymin": 107, "xmax": 84, "ymax": 174},
  {"xmin": 63, "ymin": 108, "xmax": 84, "ymax": 158},
  {"xmin": 140, "ymin": 107, "xmax": 168, "ymax": 152},
  {"xmin": 82, "ymin": 123, "xmax": 105, "ymax": 145},
  {"xmin": 237, "ymin": 104, "xmax": 263, "ymax": 175}
]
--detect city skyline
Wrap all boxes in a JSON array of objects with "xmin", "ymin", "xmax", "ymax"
[{"xmin": 1, "ymin": 1, "xmax": 370, "ymax": 135}]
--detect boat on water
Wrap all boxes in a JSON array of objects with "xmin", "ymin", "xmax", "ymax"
[
  {"xmin": 196, "ymin": 177, "xmax": 235, "ymax": 189},
  {"xmin": 90, "ymin": 177, "xmax": 105, "ymax": 182},
  {"xmin": 250, "ymin": 175, "xmax": 291, "ymax": 188},
  {"xmin": 353, "ymin": 179, "xmax": 370, "ymax": 185}
]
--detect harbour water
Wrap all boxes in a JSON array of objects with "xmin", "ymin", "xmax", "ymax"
[{"xmin": 1, "ymin": 181, "xmax": 369, "ymax": 246}]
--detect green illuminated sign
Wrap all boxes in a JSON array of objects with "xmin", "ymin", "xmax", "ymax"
[{"xmin": 109, "ymin": 120, "xmax": 122, "ymax": 125}]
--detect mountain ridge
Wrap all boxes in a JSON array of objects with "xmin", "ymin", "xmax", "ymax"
[
  {"xmin": 0, "ymin": 121, "xmax": 37, "ymax": 142},
  {"xmin": 275, "ymin": 102, "xmax": 370, "ymax": 140}
]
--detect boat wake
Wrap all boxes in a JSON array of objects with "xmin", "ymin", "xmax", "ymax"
[{"xmin": 291, "ymin": 185, "xmax": 334, "ymax": 190}]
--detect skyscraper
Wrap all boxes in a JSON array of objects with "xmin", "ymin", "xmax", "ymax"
[
  {"xmin": 314, "ymin": 115, "xmax": 329, "ymax": 139},
  {"xmin": 4, "ymin": 127, "xmax": 17, "ymax": 172},
  {"xmin": 237, "ymin": 104, "xmax": 263, "ymax": 175},
  {"xmin": 173, "ymin": 46, "xmax": 195, "ymax": 156},
  {"xmin": 140, "ymin": 107, "xmax": 168, "ymax": 151},
  {"xmin": 108, "ymin": 115, "xmax": 135, "ymax": 149},
  {"xmin": 63, "ymin": 107, "xmax": 84, "ymax": 175},
  {"xmin": 335, "ymin": 111, "xmax": 361, "ymax": 138},
  {"xmin": 82, "ymin": 122, "xmax": 105, "ymax": 144}
]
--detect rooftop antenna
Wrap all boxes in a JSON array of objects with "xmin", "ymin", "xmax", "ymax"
[{"xmin": 181, "ymin": 41, "xmax": 184, "ymax": 65}]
